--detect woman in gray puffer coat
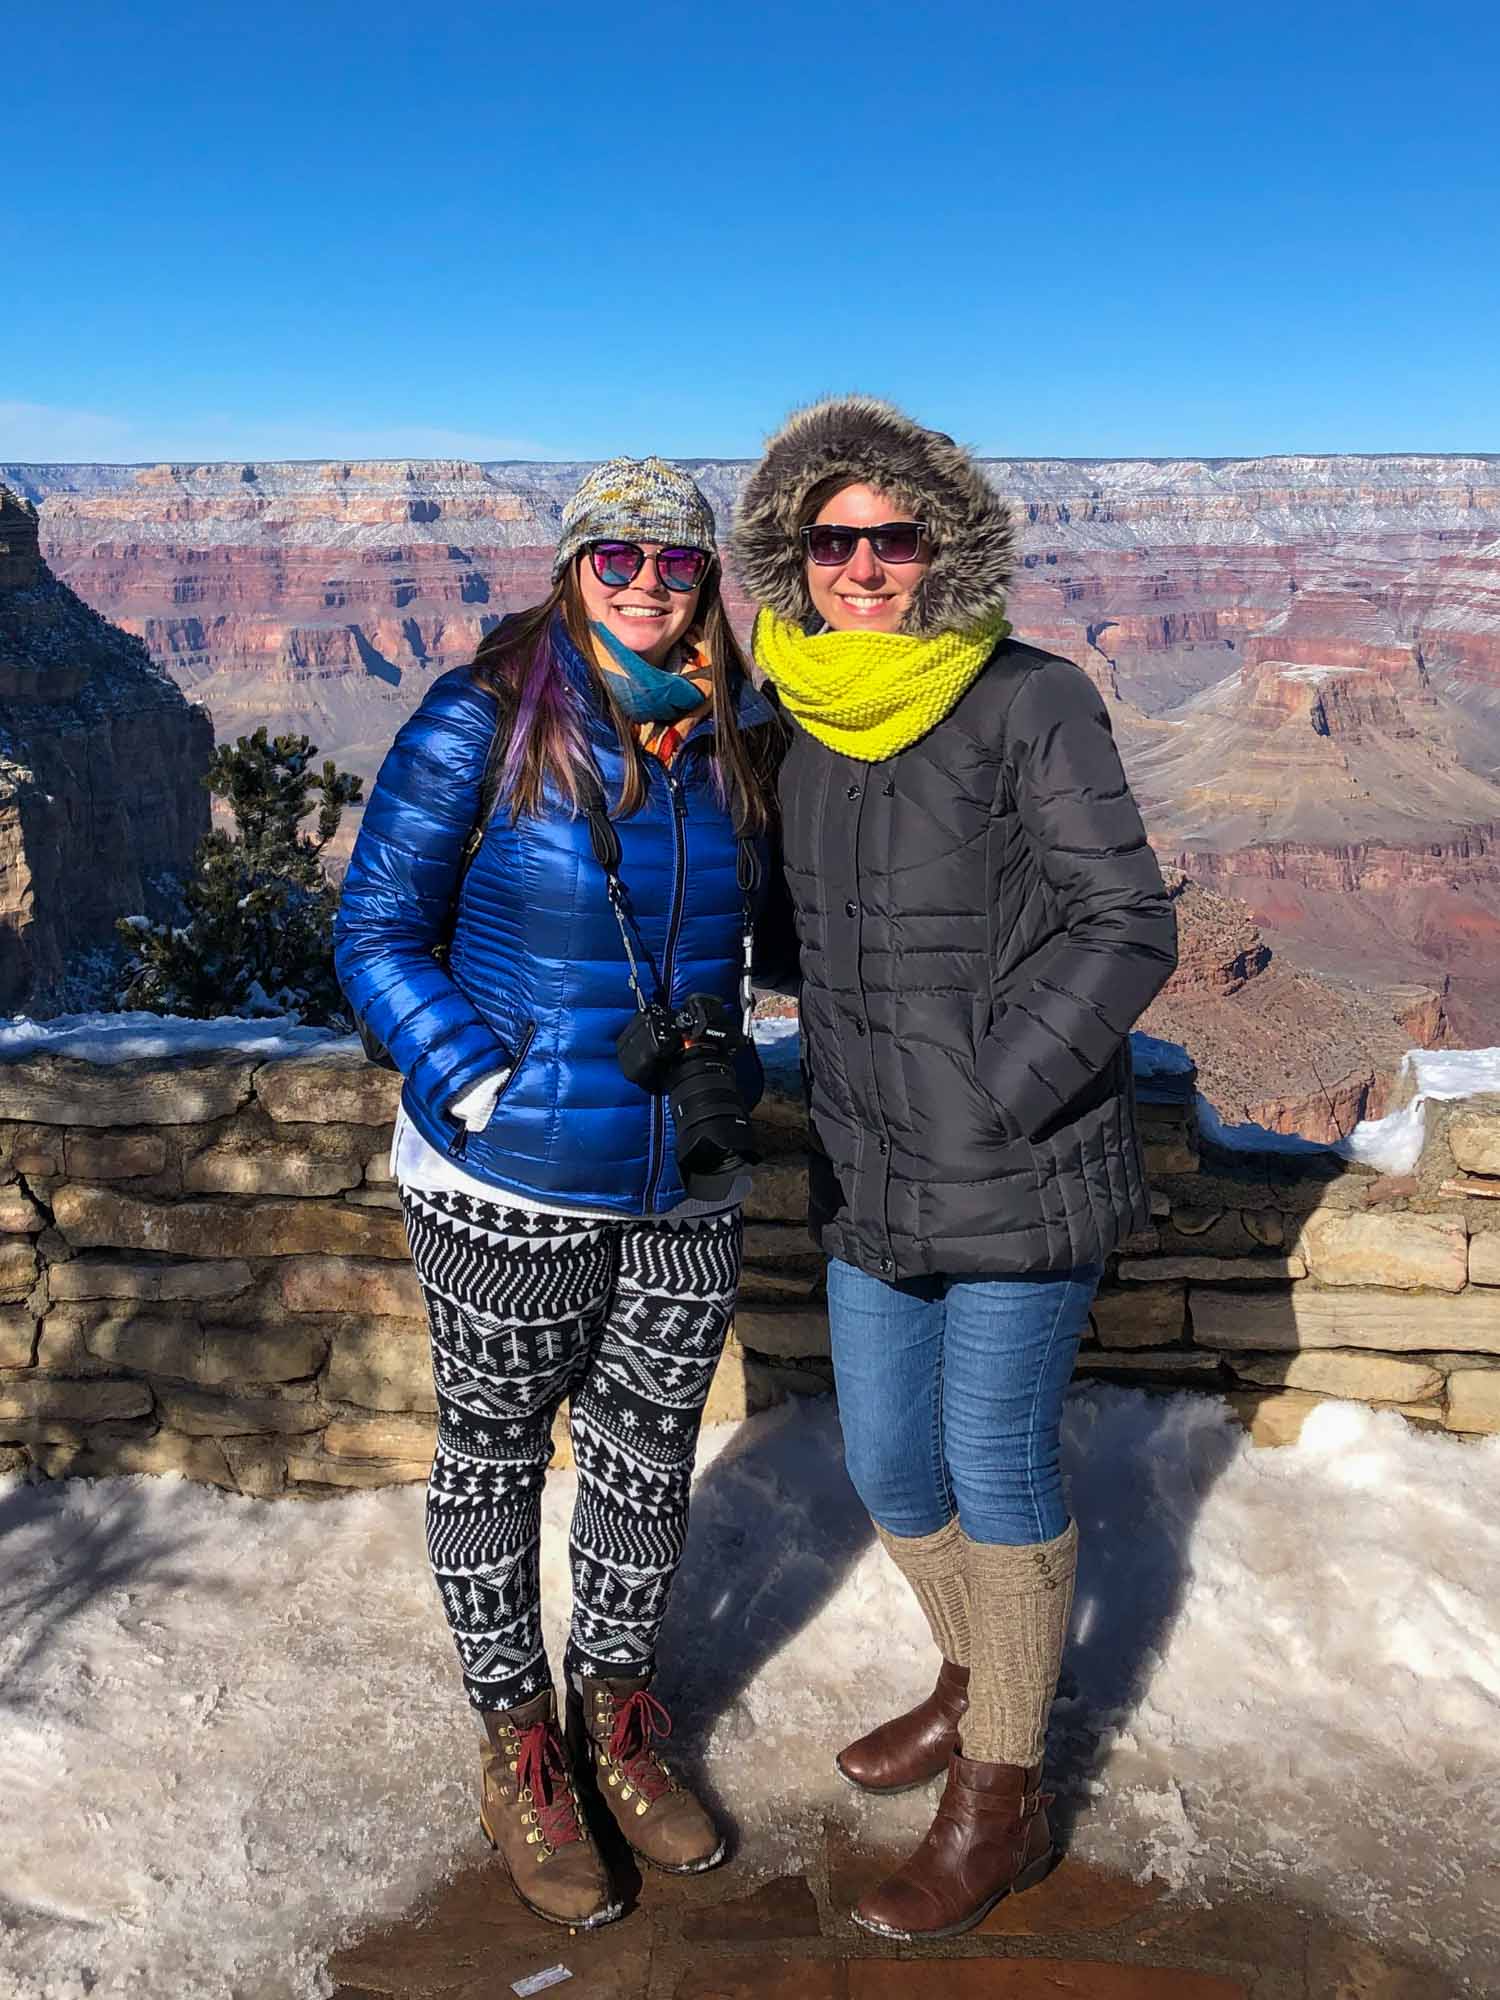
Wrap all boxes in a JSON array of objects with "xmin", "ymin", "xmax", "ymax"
[{"xmin": 734, "ymin": 398, "xmax": 1177, "ymax": 1938}]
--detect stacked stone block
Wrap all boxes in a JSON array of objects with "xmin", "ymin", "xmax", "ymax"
[
  {"xmin": 1077, "ymin": 1082, "xmax": 1500, "ymax": 1443},
  {"xmin": 0, "ymin": 1046, "xmax": 793, "ymax": 1496},
  {"xmin": 1, "ymin": 1041, "xmax": 1497, "ymax": 1496}
]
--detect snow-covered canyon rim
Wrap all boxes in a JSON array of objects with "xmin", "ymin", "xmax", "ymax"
[
  {"xmin": 2, "ymin": 1390, "xmax": 1497, "ymax": 2000},
  {"xmin": 7, "ymin": 451, "xmax": 1500, "ymax": 557}
]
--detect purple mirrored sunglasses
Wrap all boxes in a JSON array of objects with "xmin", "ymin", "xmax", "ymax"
[{"xmin": 586, "ymin": 540, "xmax": 712, "ymax": 593}]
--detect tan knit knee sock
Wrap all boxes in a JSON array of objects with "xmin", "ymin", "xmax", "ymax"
[
  {"xmin": 873, "ymin": 1516, "xmax": 970, "ymax": 1666},
  {"xmin": 962, "ymin": 1519, "xmax": 1078, "ymax": 1766}
]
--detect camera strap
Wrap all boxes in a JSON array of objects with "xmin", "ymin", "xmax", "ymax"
[
  {"xmin": 735, "ymin": 838, "xmax": 760, "ymax": 1037},
  {"xmin": 575, "ymin": 765, "xmax": 664, "ymax": 1018},
  {"xmin": 577, "ymin": 762, "xmax": 759, "ymax": 1031}
]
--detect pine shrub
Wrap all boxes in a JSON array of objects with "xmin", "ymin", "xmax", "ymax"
[{"xmin": 117, "ymin": 728, "xmax": 363, "ymax": 1023}]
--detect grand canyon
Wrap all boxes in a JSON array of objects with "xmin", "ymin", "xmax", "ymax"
[{"xmin": 4, "ymin": 452, "xmax": 1499, "ymax": 1138}]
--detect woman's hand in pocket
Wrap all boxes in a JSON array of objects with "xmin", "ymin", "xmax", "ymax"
[{"xmin": 448, "ymin": 1068, "xmax": 513, "ymax": 1134}]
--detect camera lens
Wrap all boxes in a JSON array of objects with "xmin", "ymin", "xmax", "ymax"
[
  {"xmin": 617, "ymin": 992, "xmax": 761, "ymax": 1200},
  {"xmin": 669, "ymin": 1056, "xmax": 760, "ymax": 1199}
]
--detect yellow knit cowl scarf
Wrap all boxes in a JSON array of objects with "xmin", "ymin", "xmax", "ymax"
[{"xmin": 752, "ymin": 607, "xmax": 1011, "ymax": 761}]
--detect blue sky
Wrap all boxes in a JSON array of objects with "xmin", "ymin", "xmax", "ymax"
[{"xmin": 4, "ymin": 0, "xmax": 1497, "ymax": 462}]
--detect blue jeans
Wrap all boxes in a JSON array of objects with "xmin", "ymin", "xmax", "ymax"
[{"xmin": 826, "ymin": 1259, "xmax": 1099, "ymax": 1547}]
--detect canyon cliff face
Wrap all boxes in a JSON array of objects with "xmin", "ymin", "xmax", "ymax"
[
  {"xmin": 1131, "ymin": 633, "xmax": 1500, "ymax": 1047},
  {"xmin": 0, "ymin": 484, "xmax": 213, "ymax": 1012},
  {"xmin": 1138, "ymin": 870, "xmax": 1441, "ymax": 1143},
  {"xmin": 5, "ymin": 452, "xmax": 1499, "ymax": 1114}
]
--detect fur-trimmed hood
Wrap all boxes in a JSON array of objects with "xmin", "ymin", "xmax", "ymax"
[{"xmin": 732, "ymin": 396, "xmax": 1016, "ymax": 637}]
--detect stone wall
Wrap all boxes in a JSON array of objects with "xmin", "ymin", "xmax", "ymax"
[
  {"xmin": 0, "ymin": 1045, "xmax": 813, "ymax": 1495},
  {"xmin": 1, "ymin": 1043, "xmax": 1497, "ymax": 1496},
  {"xmin": 1080, "ymin": 1080, "xmax": 1500, "ymax": 1445}
]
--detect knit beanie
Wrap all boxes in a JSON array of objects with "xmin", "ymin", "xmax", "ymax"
[{"xmin": 551, "ymin": 456, "xmax": 718, "ymax": 580}]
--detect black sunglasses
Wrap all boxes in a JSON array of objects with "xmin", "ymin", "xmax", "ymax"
[
  {"xmin": 800, "ymin": 521, "xmax": 929, "ymax": 567},
  {"xmin": 586, "ymin": 540, "xmax": 712, "ymax": 593}
]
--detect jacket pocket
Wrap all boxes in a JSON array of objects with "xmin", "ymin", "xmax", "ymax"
[
  {"xmin": 972, "ymin": 1009, "xmax": 1023, "ymax": 1142},
  {"xmin": 443, "ymin": 1019, "xmax": 538, "ymax": 1155}
]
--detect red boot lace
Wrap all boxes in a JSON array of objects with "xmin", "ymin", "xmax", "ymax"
[
  {"xmin": 514, "ymin": 1717, "xmax": 584, "ymax": 1852},
  {"xmin": 607, "ymin": 1688, "xmax": 675, "ymax": 1804}
]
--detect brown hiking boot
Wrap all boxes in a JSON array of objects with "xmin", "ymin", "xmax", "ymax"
[
  {"xmin": 568, "ymin": 1674, "xmax": 726, "ymax": 1875},
  {"xmin": 837, "ymin": 1659, "xmax": 969, "ymax": 1794},
  {"xmin": 479, "ymin": 1690, "xmax": 621, "ymax": 1929},
  {"xmin": 851, "ymin": 1752, "xmax": 1056, "ymax": 1939}
]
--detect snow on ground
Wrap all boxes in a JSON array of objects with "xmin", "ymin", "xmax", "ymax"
[
  {"xmin": 1274, "ymin": 663, "xmax": 1373, "ymax": 683},
  {"xmin": 3, "ymin": 1391, "xmax": 1497, "ymax": 1999},
  {"xmin": 0, "ymin": 1013, "xmax": 350, "ymax": 1064}
]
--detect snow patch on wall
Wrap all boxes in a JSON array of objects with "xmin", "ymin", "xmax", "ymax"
[
  {"xmin": 1196, "ymin": 1095, "xmax": 1333, "ymax": 1158},
  {"xmin": 0, "ymin": 1012, "xmax": 352, "ymax": 1063},
  {"xmin": 0, "ymin": 1012, "xmax": 805, "ymax": 1071},
  {"xmin": 1200, "ymin": 1047, "xmax": 1500, "ymax": 1175},
  {"xmin": 1130, "ymin": 1031, "xmax": 1197, "ymax": 1081},
  {"xmin": 1341, "ymin": 1047, "xmax": 1500, "ymax": 1176}
]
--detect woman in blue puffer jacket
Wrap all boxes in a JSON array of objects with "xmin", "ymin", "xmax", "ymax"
[{"xmin": 335, "ymin": 458, "xmax": 786, "ymax": 1930}]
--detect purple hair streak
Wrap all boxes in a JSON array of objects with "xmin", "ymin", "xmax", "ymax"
[{"xmin": 500, "ymin": 618, "xmax": 593, "ymax": 813}]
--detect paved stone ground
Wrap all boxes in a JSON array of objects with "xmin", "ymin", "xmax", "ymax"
[{"xmin": 325, "ymin": 1806, "xmax": 1462, "ymax": 2000}]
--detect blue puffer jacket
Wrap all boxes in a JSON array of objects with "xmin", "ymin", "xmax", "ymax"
[{"xmin": 334, "ymin": 623, "xmax": 776, "ymax": 1214}]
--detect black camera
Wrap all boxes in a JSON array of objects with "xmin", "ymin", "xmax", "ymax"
[{"xmin": 617, "ymin": 994, "xmax": 761, "ymax": 1200}]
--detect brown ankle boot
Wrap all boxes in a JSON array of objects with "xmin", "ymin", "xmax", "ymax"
[
  {"xmin": 851, "ymin": 1751, "xmax": 1056, "ymax": 1939},
  {"xmin": 568, "ymin": 1674, "xmax": 726, "ymax": 1875},
  {"xmin": 479, "ymin": 1690, "xmax": 621, "ymax": 1929},
  {"xmin": 837, "ymin": 1660, "xmax": 969, "ymax": 1794}
]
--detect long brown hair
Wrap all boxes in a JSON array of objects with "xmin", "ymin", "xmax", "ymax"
[{"xmin": 471, "ymin": 557, "xmax": 784, "ymax": 834}]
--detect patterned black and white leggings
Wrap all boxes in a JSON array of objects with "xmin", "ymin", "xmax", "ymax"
[{"xmin": 400, "ymin": 1183, "xmax": 742, "ymax": 1713}]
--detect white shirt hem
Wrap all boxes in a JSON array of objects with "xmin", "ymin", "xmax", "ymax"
[{"xmin": 390, "ymin": 1105, "xmax": 746, "ymax": 1220}]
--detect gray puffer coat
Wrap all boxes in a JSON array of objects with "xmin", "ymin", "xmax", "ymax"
[{"xmin": 735, "ymin": 397, "xmax": 1178, "ymax": 1280}]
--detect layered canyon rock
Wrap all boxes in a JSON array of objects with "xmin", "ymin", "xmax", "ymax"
[
  {"xmin": 1126, "ymin": 635, "xmax": 1500, "ymax": 1049},
  {"xmin": 0, "ymin": 485, "xmax": 213, "ymax": 1011},
  {"xmin": 9, "ymin": 453, "xmax": 1497, "ymax": 794},
  {"xmin": 6, "ymin": 453, "xmax": 1499, "ymax": 1115},
  {"xmin": 1137, "ymin": 870, "xmax": 1433, "ymax": 1142}
]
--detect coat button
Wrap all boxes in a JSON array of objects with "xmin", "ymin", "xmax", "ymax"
[
  {"xmin": 853, "ymin": 1018, "xmax": 867, "ymax": 1036},
  {"xmin": 878, "ymin": 1137, "xmax": 889, "ymax": 1156},
  {"xmin": 846, "ymin": 783, "xmax": 861, "ymax": 801},
  {"xmin": 879, "ymin": 1255, "xmax": 893, "ymax": 1272},
  {"xmin": 844, "ymin": 899, "xmax": 858, "ymax": 917}
]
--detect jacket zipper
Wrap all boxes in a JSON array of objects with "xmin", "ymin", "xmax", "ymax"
[
  {"xmin": 446, "ymin": 1021, "xmax": 538, "ymax": 1160},
  {"xmin": 644, "ymin": 766, "xmax": 688, "ymax": 1210}
]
